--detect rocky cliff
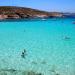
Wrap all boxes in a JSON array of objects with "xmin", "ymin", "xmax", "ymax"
[{"xmin": 0, "ymin": 6, "xmax": 63, "ymax": 19}]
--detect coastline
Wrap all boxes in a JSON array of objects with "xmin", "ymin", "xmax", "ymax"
[{"xmin": 0, "ymin": 6, "xmax": 64, "ymax": 20}]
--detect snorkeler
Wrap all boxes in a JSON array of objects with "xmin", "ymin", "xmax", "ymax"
[
  {"xmin": 64, "ymin": 36, "xmax": 70, "ymax": 40},
  {"xmin": 21, "ymin": 49, "xmax": 26, "ymax": 58}
]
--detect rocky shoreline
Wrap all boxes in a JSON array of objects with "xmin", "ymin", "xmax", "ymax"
[
  {"xmin": 0, "ymin": 6, "xmax": 64, "ymax": 20},
  {"xmin": 0, "ymin": 6, "xmax": 75, "ymax": 20}
]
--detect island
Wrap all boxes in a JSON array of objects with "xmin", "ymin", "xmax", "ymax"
[
  {"xmin": 0, "ymin": 6, "xmax": 75, "ymax": 20},
  {"xmin": 0, "ymin": 6, "xmax": 64, "ymax": 20}
]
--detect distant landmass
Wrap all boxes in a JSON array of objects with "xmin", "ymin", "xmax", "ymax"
[{"xmin": 0, "ymin": 6, "xmax": 75, "ymax": 20}]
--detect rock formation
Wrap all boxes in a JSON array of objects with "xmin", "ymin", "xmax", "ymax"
[{"xmin": 0, "ymin": 6, "xmax": 64, "ymax": 20}]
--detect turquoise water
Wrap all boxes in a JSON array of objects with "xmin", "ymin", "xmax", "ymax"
[{"xmin": 0, "ymin": 18, "xmax": 75, "ymax": 75}]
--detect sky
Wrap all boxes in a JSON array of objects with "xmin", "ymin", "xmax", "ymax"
[{"xmin": 0, "ymin": 0, "xmax": 75, "ymax": 12}]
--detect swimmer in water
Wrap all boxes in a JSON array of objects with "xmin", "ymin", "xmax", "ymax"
[
  {"xmin": 64, "ymin": 36, "xmax": 70, "ymax": 40},
  {"xmin": 21, "ymin": 49, "xmax": 26, "ymax": 58}
]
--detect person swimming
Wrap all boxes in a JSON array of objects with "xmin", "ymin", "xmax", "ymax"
[
  {"xmin": 64, "ymin": 36, "xmax": 71, "ymax": 40},
  {"xmin": 21, "ymin": 49, "xmax": 26, "ymax": 58}
]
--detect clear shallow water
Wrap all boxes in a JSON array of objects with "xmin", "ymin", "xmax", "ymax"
[{"xmin": 0, "ymin": 18, "xmax": 75, "ymax": 75}]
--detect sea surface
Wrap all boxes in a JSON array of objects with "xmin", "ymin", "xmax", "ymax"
[{"xmin": 0, "ymin": 18, "xmax": 75, "ymax": 75}]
